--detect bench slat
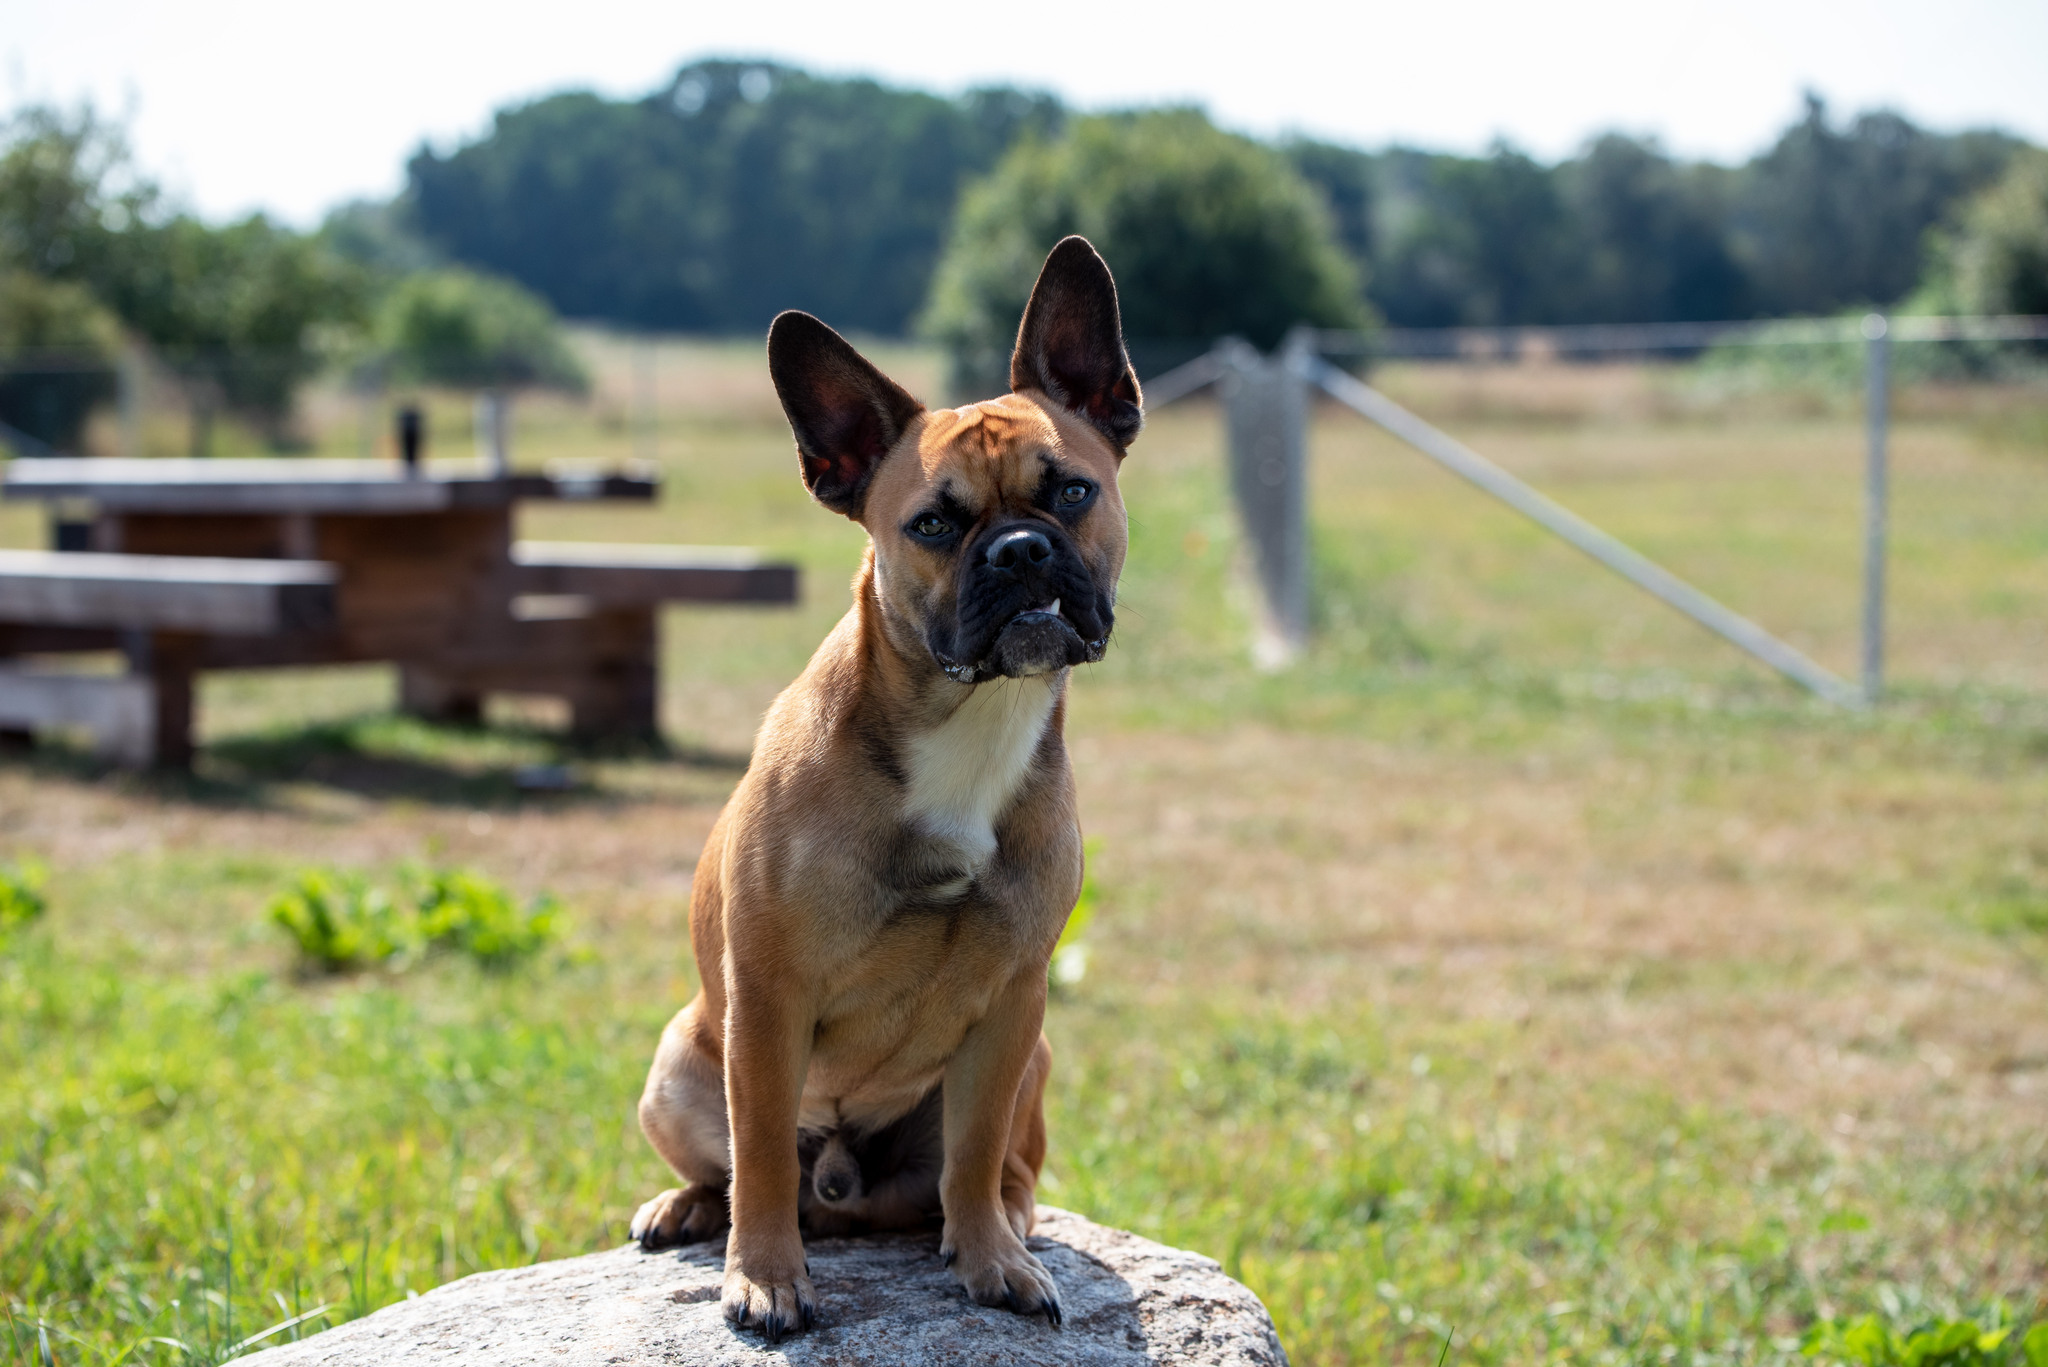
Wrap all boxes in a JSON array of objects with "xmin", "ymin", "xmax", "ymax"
[
  {"xmin": 0, "ymin": 550, "xmax": 338, "ymax": 634},
  {"xmin": 3, "ymin": 459, "xmax": 658, "ymax": 512},
  {"xmin": 511, "ymin": 542, "xmax": 798, "ymax": 606}
]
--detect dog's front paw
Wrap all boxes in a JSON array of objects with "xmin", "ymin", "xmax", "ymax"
[
  {"xmin": 942, "ymin": 1221, "xmax": 1062, "ymax": 1327},
  {"xmin": 630, "ymin": 1183, "xmax": 728, "ymax": 1250},
  {"xmin": 722, "ymin": 1262, "xmax": 818, "ymax": 1343}
]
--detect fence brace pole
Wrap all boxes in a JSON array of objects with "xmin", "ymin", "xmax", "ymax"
[
  {"xmin": 1217, "ymin": 333, "xmax": 1312, "ymax": 667},
  {"xmin": 1307, "ymin": 358, "xmax": 1864, "ymax": 708},
  {"xmin": 1861, "ymin": 314, "xmax": 1890, "ymax": 704}
]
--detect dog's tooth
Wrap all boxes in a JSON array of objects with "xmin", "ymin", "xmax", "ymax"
[{"xmin": 1048, "ymin": 598, "xmax": 1061, "ymax": 616}]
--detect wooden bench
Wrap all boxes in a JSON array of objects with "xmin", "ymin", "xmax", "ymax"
[
  {"xmin": 510, "ymin": 541, "xmax": 799, "ymax": 607},
  {"xmin": 0, "ymin": 550, "xmax": 338, "ymax": 766},
  {"xmin": 394, "ymin": 542, "xmax": 801, "ymax": 735},
  {"xmin": 0, "ymin": 460, "xmax": 801, "ymax": 768}
]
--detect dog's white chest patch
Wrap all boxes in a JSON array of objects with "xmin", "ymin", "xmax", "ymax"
[{"xmin": 903, "ymin": 676, "xmax": 1056, "ymax": 873}]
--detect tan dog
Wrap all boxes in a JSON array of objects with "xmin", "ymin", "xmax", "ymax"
[{"xmin": 628, "ymin": 237, "xmax": 1143, "ymax": 1341}]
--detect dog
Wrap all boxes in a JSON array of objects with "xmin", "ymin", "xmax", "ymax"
[{"xmin": 628, "ymin": 236, "xmax": 1143, "ymax": 1342}]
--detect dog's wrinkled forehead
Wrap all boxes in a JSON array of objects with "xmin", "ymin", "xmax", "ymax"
[
  {"xmin": 885, "ymin": 394, "xmax": 1110, "ymax": 512},
  {"xmin": 919, "ymin": 398, "xmax": 1057, "ymax": 490}
]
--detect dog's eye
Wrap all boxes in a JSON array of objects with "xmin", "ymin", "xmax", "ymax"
[
  {"xmin": 1059, "ymin": 481, "xmax": 1092, "ymax": 506},
  {"xmin": 910, "ymin": 514, "xmax": 951, "ymax": 539}
]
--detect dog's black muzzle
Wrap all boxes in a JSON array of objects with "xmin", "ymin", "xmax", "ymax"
[{"xmin": 929, "ymin": 520, "xmax": 1112, "ymax": 683}]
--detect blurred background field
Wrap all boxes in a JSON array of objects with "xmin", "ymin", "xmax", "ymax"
[
  {"xmin": 3, "ymin": 333, "xmax": 2045, "ymax": 1365},
  {"xmin": 6, "ymin": 33, "xmax": 2048, "ymax": 1366}
]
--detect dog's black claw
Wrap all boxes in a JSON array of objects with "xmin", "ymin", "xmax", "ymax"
[
  {"xmin": 800, "ymin": 1300, "xmax": 817, "ymax": 1331},
  {"xmin": 763, "ymin": 1312, "xmax": 785, "ymax": 1346},
  {"xmin": 1004, "ymin": 1288, "xmax": 1022, "ymax": 1314},
  {"xmin": 942, "ymin": 1249, "xmax": 956, "ymax": 1267},
  {"xmin": 1044, "ymin": 1295, "xmax": 1063, "ymax": 1329}
]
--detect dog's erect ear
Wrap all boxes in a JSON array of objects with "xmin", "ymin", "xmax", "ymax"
[
  {"xmin": 1009, "ymin": 236, "xmax": 1143, "ymax": 450},
  {"xmin": 768, "ymin": 311, "xmax": 925, "ymax": 518}
]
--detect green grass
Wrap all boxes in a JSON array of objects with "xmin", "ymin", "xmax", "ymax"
[{"xmin": 3, "ymin": 342, "xmax": 2046, "ymax": 1364}]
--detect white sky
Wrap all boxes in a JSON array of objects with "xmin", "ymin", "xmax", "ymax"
[{"xmin": 7, "ymin": 0, "xmax": 2047, "ymax": 228}]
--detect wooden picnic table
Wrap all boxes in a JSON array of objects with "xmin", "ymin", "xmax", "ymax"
[{"xmin": 0, "ymin": 458, "xmax": 798, "ymax": 767}]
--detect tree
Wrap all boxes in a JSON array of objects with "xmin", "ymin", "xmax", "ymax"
[
  {"xmin": 402, "ymin": 62, "xmax": 1062, "ymax": 335},
  {"xmin": 1921, "ymin": 148, "xmax": 2048, "ymax": 317},
  {"xmin": 115, "ymin": 215, "xmax": 364, "ymax": 448},
  {"xmin": 375, "ymin": 267, "xmax": 586, "ymax": 392},
  {"xmin": 923, "ymin": 108, "xmax": 1366, "ymax": 395},
  {"xmin": 0, "ymin": 105, "xmax": 158, "ymax": 289},
  {"xmin": 0, "ymin": 104, "xmax": 366, "ymax": 450},
  {"xmin": 1734, "ymin": 94, "xmax": 2022, "ymax": 314},
  {"xmin": 1561, "ymin": 135, "xmax": 1745, "ymax": 322},
  {"xmin": 1399, "ymin": 143, "xmax": 1578, "ymax": 327}
]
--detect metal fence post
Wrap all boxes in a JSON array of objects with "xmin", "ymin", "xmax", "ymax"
[
  {"xmin": 636, "ymin": 339, "xmax": 659, "ymax": 466},
  {"xmin": 118, "ymin": 345, "xmax": 143, "ymax": 460},
  {"xmin": 476, "ymin": 390, "xmax": 511, "ymax": 475},
  {"xmin": 1218, "ymin": 333, "xmax": 1312, "ymax": 666},
  {"xmin": 1861, "ymin": 314, "xmax": 1890, "ymax": 704}
]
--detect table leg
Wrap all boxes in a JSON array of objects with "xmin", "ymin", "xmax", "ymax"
[
  {"xmin": 568, "ymin": 609, "xmax": 658, "ymax": 741},
  {"xmin": 400, "ymin": 665, "xmax": 484, "ymax": 726},
  {"xmin": 124, "ymin": 630, "xmax": 197, "ymax": 770}
]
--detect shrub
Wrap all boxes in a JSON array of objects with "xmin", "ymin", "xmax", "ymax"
[
  {"xmin": 922, "ymin": 108, "xmax": 1366, "ymax": 397},
  {"xmin": 375, "ymin": 268, "xmax": 587, "ymax": 393}
]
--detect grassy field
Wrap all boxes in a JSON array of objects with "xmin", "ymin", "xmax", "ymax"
[{"xmin": 3, "ymin": 339, "xmax": 2046, "ymax": 1365}]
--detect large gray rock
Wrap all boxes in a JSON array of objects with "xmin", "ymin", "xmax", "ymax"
[{"xmin": 240, "ymin": 1208, "xmax": 1288, "ymax": 1365}]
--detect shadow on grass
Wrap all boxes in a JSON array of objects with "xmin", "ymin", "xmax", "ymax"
[{"xmin": 0, "ymin": 713, "xmax": 751, "ymax": 810}]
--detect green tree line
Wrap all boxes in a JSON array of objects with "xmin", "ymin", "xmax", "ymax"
[
  {"xmin": 6, "ymin": 62, "xmax": 2047, "ymax": 453},
  {"xmin": 0, "ymin": 108, "xmax": 581, "ymax": 454},
  {"xmin": 394, "ymin": 66, "xmax": 2040, "ymax": 337}
]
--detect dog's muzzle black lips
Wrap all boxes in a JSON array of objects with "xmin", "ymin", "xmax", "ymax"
[{"xmin": 934, "ymin": 523, "xmax": 1111, "ymax": 683}]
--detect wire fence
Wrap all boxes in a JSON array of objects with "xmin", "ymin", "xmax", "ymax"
[
  {"xmin": 4, "ymin": 320, "xmax": 2045, "ymax": 703},
  {"xmin": 1144, "ymin": 316, "xmax": 2048, "ymax": 704}
]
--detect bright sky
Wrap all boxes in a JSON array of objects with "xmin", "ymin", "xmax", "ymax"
[{"xmin": 7, "ymin": 0, "xmax": 2046, "ymax": 227}]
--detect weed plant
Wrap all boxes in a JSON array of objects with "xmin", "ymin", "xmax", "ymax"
[
  {"xmin": 1802, "ymin": 1311, "xmax": 2048, "ymax": 1367},
  {"xmin": 269, "ymin": 868, "xmax": 562, "ymax": 973}
]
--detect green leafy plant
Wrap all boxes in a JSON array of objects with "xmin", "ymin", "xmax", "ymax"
[
  {"xmin": 0, "ymin": 856, "xmax": 48, "ymax": 947},
  {"xmin": 410, "ymin": 868, "xmax": 564, "ymax": 968},
  {"xmin": 269, "ymin": 866, "xmax": 562, "ymax": 974},
  {"xmin": 1804, "ymin": 1314, "xmax": 2048, "ymax": 1367},
  {"xmin": 268, "ymin": 871, "xmax": 411, "ymax": 973}
]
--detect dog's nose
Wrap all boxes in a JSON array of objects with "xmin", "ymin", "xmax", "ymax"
[{"xmin": 985, "ymin": 527, "xmax": 1053, "ymax": 574}]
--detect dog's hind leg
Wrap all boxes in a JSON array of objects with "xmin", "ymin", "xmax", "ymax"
[{"xmin": 631, "ymin": 995, "xmax": 732, "ymax": 1248}]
